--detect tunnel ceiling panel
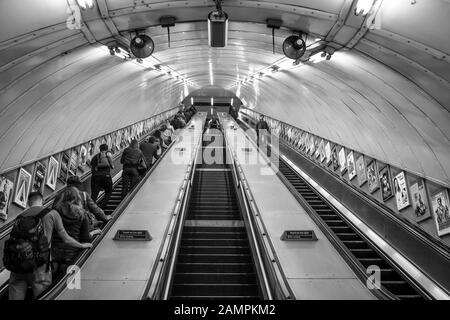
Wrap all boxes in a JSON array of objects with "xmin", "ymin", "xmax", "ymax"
[{"xmin": 0, "ymin": 0, "xmax": 448, "ymax": 186}]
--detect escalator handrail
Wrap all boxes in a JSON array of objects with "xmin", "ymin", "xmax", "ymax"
[
  {"xmin": 221, "ymin": 115, "xmax": 294, "ymax": 300},
  {"xmin": 38, "ymin": 136, "xmax": 178, "ymax": 300},
  {"xmin": 142, "ymin": 117, "xmax": 205, "ymax": 300}
]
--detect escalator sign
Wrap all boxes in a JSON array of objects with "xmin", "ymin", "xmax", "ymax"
[
  {"xmin": 281, "ymin": 230, "xmax": 317, "ymax": 241},
  {"xmin": 113, "ymin": 230, "xmax": 152, "ymax": 241}
]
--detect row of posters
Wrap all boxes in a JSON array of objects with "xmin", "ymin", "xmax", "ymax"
[
  {"xmin": 0, "ymin": 109, "xmax": 178, "ymax": 222},
  {"xmin": 242, "ymin": 109, "xmax": 450, "ymax": 237}
]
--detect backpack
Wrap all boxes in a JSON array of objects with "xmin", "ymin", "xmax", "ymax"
[
  {"xmin": 3, "ymin": 208, "xmax": 51, "ymax": 274},
  {"xmin": 93, "ymin": 152, "xmax": 110, "ymax": 172}
]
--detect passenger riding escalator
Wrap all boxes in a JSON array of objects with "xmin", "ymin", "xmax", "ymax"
[{"xmin": 169, "ymin": 130, "xmax": 262, "ymax": 299}]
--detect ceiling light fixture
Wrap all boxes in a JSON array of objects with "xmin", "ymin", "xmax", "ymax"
[
  {"xmin": 76, "ymin": 0, "xmax": 94, "ymax": 10},
  {"xmin": 354, "ymin": 0, "xmax": 375, "ymax": 16}
]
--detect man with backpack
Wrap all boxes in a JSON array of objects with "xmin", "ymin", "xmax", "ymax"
[
  {"xmin": 4, "ymin": 191, "xmax": 92, "ymax": 300},
  {"xmin": 90, "ymin": 144, "xmax": 114, "ymax": 209}
]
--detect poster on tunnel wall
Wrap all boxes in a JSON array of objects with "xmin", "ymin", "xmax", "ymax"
[
  {"xmin": 325, "ymin": 142, "xmax": 332, "ymax": 165},
  {"xmin": 379, "ymin": 166, "xmax": 394, "ymax": 202},
  {"xmin": 59, "ymin": 150, "xmax": 70, "ymax": 183},
  {"xmin": 338, "ymin": 147, "xmax": 347, "ymax": 174},
  {"xmin": 314, "ymin": 138, "xmax": 320, "ymax": 159},
  {"xmin": 331, "ymin": 145, "xmax": 339, "ymax": 171},
  {"xmin": 69, "ymin": 147, "xmax": 78, "ymax": 177},
  {"xmin": 46, "ymin": 156, "xmax": 59, "ymax": 191},
  {"xmin": 14, "ymin": 168, "xmax": 32, "ymax": 209},
  {"xmin": 347, "ymin": 151, "xmax": 356, "ymax": 180},
  {"xmin": 367, "ymin": 160, "xmax": 379, "ymax": 193},
  {"xmin": 356, "ymin": 155, "xmax": 367, "ymax": 186},
  {"xmin": 410, "ymin": 179, "xmax": 430, "ymax": 222},
  {"xmin": 0, "ymin": 176, "xmax": 14, "ymax": 222},
  {"xmin": 431, "ymin": 189, "xmax": 450, "ymax": 236},
  {"xmin": 393, "ymin": 171, "xmax": 410, "ymax": 211},
  {"xmin": 32, "ymin": 161, "xmax": 46, "ymax": 193},
  {"xmin": 319, "ymin": 140, "xmax": 326, "ymax": 163}
]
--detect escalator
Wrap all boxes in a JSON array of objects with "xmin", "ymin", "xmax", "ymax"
[
  {"xmin": 169, "ymin": 130, "xmax": 261, "ymax": 299},
  {"xmin": 277, "ymin": 159, "xmax": 424, "ymax": 300}
]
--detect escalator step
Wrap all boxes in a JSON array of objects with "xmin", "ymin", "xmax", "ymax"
[
  {"xmin": 175, "ymin": 263, "xmax": 255, "ymax": 273},
  {"xmin": 350, "ymin": 249, "xmax": 379, "ymax": 259},
  {"xmin": 181, "ymin": 239, "xmax": 249, "ymax": 246},
  {"xmin": 182, "ymin": 232, "xmax": 247, "ymax": 239},
  {"xmin": 171, "ymin": 284, "xmax": 259, "ymax": 296},
  {"xmin": 174, "ymin": 273, "xmax": 257, "ymax": 284},
  {"xmin": 180, "ymin": 246, "xmax": 251, "ymax": 254},
  {"xmin": 178, "ymin": 254, "xmax": 252, "ymax": 263}
]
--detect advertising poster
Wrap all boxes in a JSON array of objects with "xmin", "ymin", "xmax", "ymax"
[
  {"xmin": 314, "ymin": 138, "xmax": 320, "ymax": 159},
  {"xmin": 59, "ymin": 151, "xmax": 70, "ymax": 183},
  {"xmin": 356, "ymin": 155, "xmax": 367, "ymax": 186},
  {"xmin": 431, "ymin": 189, "xmax": 450, "ymax": 236},
  {"xmin": 86, "ymin": 141, "xmax": 95, "ymax": 166},
  {"xmin": 332, "ymin": 145, "xmax": 339, "ymax": 171},
  {"xmin": 325, "ymin": 142, "xmax": 331, "ymax": 165},
  {"xmin": 32, "ymin": 161, "xmax": 47, "ymax": 193},
  {"xmin": 79, "ymin": 144, "xmax": 87, "ymax": 168},
  {"xmin": 0, "ymin": 176, "xmax": 14, "ymax": 221},
  {"xmin": 347, "ymin": 151, "xmax": 356, "ymax": 180},
  {"xmin": 46, "ymin": 156, "xmax": 59, "ymax": 190},
  {"xmin": 69, "ymin": 148, "xmax": 78, "ymax": 177},
  {"xmin": 393, "ymin": 171, "xmax": 410, "ymax": 211},
  {"xmin": 106, "ymin": 134, "xmax": 112, "ymax": 150},
  {"xmin": 338, "ymin": 147, "xmax": 347, "ymax": 174},
  {"xmin": 309, "ymin": 136, "xmax": 315, "ymax": 156},
  {"xmin": 319, "ymin": 140, "xmax": 326, "ymax": 163},
  {"xmin": 367, "ymin": 160, "xmax": 379, "ymax": 193},
  {"xmin": 14, "ymin": 168, "xmax": 32, "ymax": 209},
  {"xmin": 304, "ymin": 133, "xmax": 310, "ymax": 153},
  {"xmin": 410, "ymin": 179, "xmax": 430, "ymax": 222},
  {"xmin": 115, "ymin": 131, "xmax": 122, "ymax": 151},
  {"xmin": 379, "ymin": 166, "xmax": 394, "ymax": 201}
]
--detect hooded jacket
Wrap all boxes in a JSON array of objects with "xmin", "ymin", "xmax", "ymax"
[{"xmin": 52, "ymin": 203, "xmax": 92, "ymax": 249}]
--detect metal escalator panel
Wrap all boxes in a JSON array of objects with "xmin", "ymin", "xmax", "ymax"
[
  {"xmin": 278, "ymin": 160, "xmax": 424, "ymax": 300},
  {"xmin": 169, "ymin": 131, "xmax": 261, "ymax": 300}
]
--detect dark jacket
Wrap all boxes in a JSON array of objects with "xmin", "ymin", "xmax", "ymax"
[
  {"xmin": 53, "ymin": 189, "xmax": 107, "ymax": 223},
  {"xmin": 52, "ymin": 203, "xmax": 92, "ymax": 262},
  {"xmin": 121, "ymin": 147, "xmax": 145, "ymax": 168},
  {"xmin": 139, "ymin": 142, "xmax": 159, "ymax": 167},
  {"xmin": 256, "ymin": 120, "xmax": 270, "ymax": 133}
]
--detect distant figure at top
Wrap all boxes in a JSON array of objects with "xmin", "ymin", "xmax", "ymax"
[
  {"xmin": 121, "ymin": 139, "xmax": 146, "ymax": 198},
  {"xmin": 90, "ymin": 144, "xmax": 114, "ymax": 209},
  {"xmin": 255, "ymin": 115, "xmax": 270, "ymax": 148}
]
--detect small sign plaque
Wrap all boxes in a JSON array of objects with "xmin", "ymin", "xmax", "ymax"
[
  {"xmin": 281, "ymin": 230, "xmax": 317, "ymax": 241},
  {"xmin": 113, "ymin": 230, "xmax": 152, "ymax": 241}
]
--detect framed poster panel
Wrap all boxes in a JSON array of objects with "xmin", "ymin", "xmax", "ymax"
[
  {"xmin": 86, "ymin": 141, "xmax": 95, "ymax": 166},
  {"xmin": 410, "ymin": 179, "xmax": 430, "ymax": 222},
  {"xmin": 32, "ymin": 161, "xmax": 47, "ymax": 193},
  {"xmin": 338, "ymin": 147, "xmax": 347, "ymax": 174},
  {"xmin": 319, "ymin": 140, "xmax": 326, "ymax": 163},
  {"xmin": 314, "ymin": 138, "xmax": 320, "ymax": 159},
  {"xmin": 347, "ymin": 151, "xmax": 356, "ymax": 180},
  {"xmin": 46, "ymin": 156, "xmax": 59, "ymax": 191},
  {"xmin": 379, "ymin": 166, "xmax": 394, "ymax": 202},
  {"xmin": 331, "ymin": 145, "xmax": 339, "ymax": 171},
  {"xmin": 106, "ymin": 134, "xmax": 112, "ymax": 149},
  {"xmin": 79, "ymin": 144, "xmax": 88, "ymax": 168},
  {"xmin": 325, "ymin": 142, "xmax": 332, "ymax": 165},
  {"xmin": 366, "ymin": 160, "xmax": 379, "ymax": 193},
  {"xmin": 393, "ymin": 171, "xmax": 410, "ymax": 211},
  {"xmin": 356, "ymin": 155, "xmax": 367, "ymax": 186},
  {"xmin": 69, "ymin": 147, "xmax": 79, "ymax": 177},
  {"xmin": 309, "ymin": 136, "xmax": 315, "ymax": 156},
  {"xmin": 14, "ymin": 168, "xmax": 32, "ymax": 209},
  {"xmin": 0, "ymin": 176, "xmax": 14, "ymax": 221},
  {"xmin": 431, "ymin": 189, "xmax": 450, "ymax": 236},
  {"xmin": 59, "ymin": 150, "xmax": 70, "ymax": 183},
  {"xmin": 115, "ymin": 131, "xmax": 122, "ymax": 151}
]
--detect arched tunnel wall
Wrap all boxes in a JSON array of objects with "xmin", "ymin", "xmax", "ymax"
[
  {"xmin": 237, "ymin": 50, "xmax": 450, "ymax": 189},
  {"xmin": 0, "ymin": 44, "xmax": 189, "ymax": 174}
]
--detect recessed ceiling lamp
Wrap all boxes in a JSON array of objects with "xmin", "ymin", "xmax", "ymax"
[
  {"xmin": 76, "ymin": 0, "xmax": 94, "ymax": 10},
  {"xmin": 354, "ymin": 0, "xmax": 375, "ymax": 16}
]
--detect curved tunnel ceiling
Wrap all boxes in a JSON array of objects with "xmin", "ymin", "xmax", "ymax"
[{"xmin": 0, "ymin": 0, "xmax": 449, "ymax": 186}]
